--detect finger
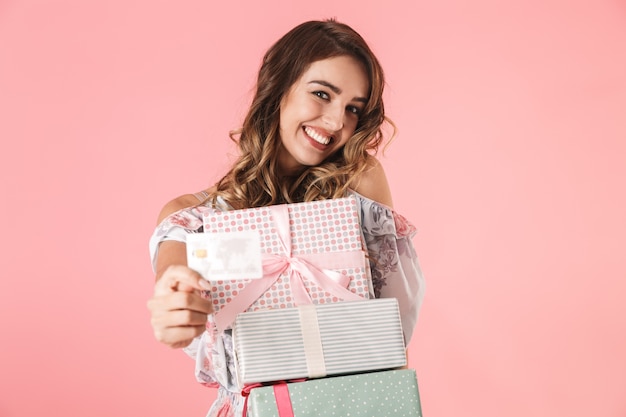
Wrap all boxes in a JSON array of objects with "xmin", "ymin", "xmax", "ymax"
[
  {"xmin": 155, "ymin": 265, "xmax": 212, "ymax": 296},
  {"xmin": 153, "ymin": 325, "xmax": 206, "ymax": 348},
  {"xmin": 151, "ymin": 309, "xmax": 210, "ymax": 329},
  {"xmin": 147, "ymin": 292, "xmax": 214, "ymax": 315}
]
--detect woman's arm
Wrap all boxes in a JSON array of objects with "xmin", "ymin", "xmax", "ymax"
[
  {"xmin": 353, "ymin": 157, "xmax": 422, "ymax": 348},
  {"xmin": 147, "ymin": 193, "xmax": 214, "ymax": 349}
]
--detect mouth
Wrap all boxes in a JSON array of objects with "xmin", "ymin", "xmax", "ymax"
[{"xmin": 303, "ymin": 126, "xmax": 333, "ymax": 146}]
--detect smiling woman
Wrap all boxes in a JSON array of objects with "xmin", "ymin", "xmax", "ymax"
[
  {"xmin": 278, "ymin": 56, "xmax": 368, "ymax": 174},
  {"xmin": 146, "ymin": 19, "xmax": 425, "ymax": 417}
]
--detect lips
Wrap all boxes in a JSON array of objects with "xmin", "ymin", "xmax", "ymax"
[{"xmin": 303, "ymin": 126, "xmax": 332, "ymax": 146}]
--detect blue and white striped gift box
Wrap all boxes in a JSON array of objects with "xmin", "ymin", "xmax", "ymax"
[{"xmin": 232, "ymin": 298, "xmax": 407, "ymax": 388}]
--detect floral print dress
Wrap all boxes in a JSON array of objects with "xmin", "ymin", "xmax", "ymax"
[{"xmin": 148, "ymin": 190, "xmax": 425, "ymax": 417}]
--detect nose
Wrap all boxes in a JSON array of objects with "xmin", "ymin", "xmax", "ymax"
[{"xmin": 322, "ymin": 103, "xmax": 344, "ymax": 132}]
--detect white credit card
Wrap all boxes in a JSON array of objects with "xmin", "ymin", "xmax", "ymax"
[{"xmin": 186, "ymin": 231, "xmax": 263, "ymax": 281}]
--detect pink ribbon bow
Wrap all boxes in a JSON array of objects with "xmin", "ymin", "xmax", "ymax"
[{"xmin": 213, "ymin": 204, "xmax": 366, "ymax": 331}]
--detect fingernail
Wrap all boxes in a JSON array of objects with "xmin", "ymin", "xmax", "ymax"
[{"xmin": 199, "ymin": 279, "xmax": 212, "ymax": 289}]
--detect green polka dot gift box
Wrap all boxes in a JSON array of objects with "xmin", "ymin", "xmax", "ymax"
[
  {"xmin": 232, "ymin": 298, "xmax": 407, "ymax": 389},
  {"xmin": 245, "ymin": 369, "xmax": 423, "ymax": 417},
  {"xmin": 188, "ymin": 196, "xmax": 374, "ymax": 332}
]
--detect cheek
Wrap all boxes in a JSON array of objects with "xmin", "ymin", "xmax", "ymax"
[
  {"xmin": 278, "ymin": 108, "xmax": 296, "ymax": 136},
  {"xmin": 343, "ymin": 118, "xmax": 359, "ymax": 137},
  {"xmin": 280, "ymin": 102, "xmax": 303, "ymax": 130}
]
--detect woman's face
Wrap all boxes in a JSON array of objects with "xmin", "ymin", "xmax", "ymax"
[{"xmin": 277, "ymin": 55, "xmax": 369, "ymax": 175}]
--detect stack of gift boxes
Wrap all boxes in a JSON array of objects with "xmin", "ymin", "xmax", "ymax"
[{"xmin": 187, "ymin": 196, "xmax": 422, "ymax": 416}]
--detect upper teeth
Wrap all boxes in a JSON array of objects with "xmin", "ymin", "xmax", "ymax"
[{"xmin": 305, "ymin": 126, "xmax": 331, "ymax": 145}]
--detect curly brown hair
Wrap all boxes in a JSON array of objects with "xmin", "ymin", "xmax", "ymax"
[{"xmin": 208, "ymin": 19, "xmax": 393, "ymax": 209}]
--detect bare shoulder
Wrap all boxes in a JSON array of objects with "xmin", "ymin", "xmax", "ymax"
[
  {"xmin": 352, "ymin": 157, "xmax": 394, "ymax": 208},
  {"xmin": 156, "ymin": 187, "xmax": 215, "ymax": 224}
]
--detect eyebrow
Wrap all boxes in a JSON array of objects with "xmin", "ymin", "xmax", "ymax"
[{"xmin": 308, "ymin": 80, "xmax": 368, "ymax": 103}]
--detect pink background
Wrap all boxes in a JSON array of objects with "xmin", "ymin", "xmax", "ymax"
[{"xmin": 1, "ymin": 1, "xmax": 625, "ymax": 416}]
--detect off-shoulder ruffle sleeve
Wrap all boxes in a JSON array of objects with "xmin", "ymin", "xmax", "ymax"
[
  {"xmin": 148, "ymin": 205, "xmax": 212, "ymax": 271},
  {"xmin": 351, "ymin": 191, "xmax": 426, "ymax": 344}
]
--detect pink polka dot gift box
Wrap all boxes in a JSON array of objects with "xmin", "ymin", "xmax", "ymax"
[{"xmin": 188, "ymin": 196, "xmax": 374, "ymax": 331}]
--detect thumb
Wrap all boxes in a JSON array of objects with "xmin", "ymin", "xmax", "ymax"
[{"xmin": 155, "ymin": 265, "xmax": 212, "ymax": 296}]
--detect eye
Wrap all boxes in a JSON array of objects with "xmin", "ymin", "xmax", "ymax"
[
  {"xmin": 312, "ymin": 91, "xmax": 330, "ymax": 100},
  {"xmin": 346, "ymin": 105, "xmax": 362, "ymax": 116}
]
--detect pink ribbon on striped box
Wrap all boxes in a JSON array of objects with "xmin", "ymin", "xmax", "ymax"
[{"xmin": 213, "ymin": 203, "xmax": 367, "ymax": 332}]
